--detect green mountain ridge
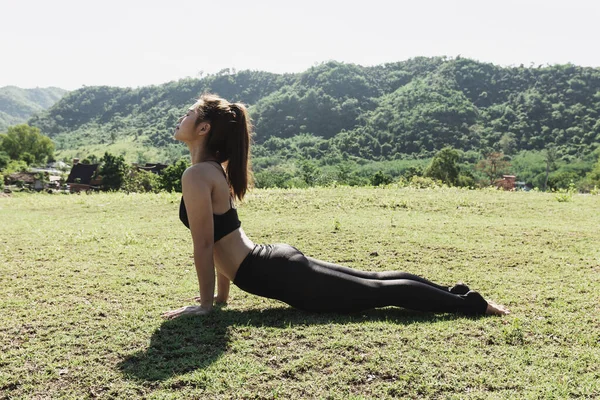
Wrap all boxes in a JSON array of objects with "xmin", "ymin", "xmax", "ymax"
[
  {"xmin": 27, "ymin": 57, "xmax": 600, "ymax": 164},
  {"xmin": 0, "ymin": 86, "xmax": 67, "ymax": 131}
]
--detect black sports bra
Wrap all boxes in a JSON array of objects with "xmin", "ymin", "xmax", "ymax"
[{"xmin": 178, "ymin": 162, "xmax": 241, "ymax": 242}]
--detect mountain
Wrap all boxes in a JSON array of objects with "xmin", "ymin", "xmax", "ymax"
[
  {"xmin": 0, "ymin": 86, "xmax": 67, "ymax": 131},
  {"xmin": 28, "ymin": 58, "xmax": 600, "ymax": 164}
]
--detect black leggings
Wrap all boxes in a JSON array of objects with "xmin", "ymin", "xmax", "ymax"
[{"xmin": 233, "ymin": 244, "xmax": 488, "ymax": 315}]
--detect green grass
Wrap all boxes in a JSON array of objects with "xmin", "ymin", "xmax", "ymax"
[{"xmin": 1, "ymin": 187, "xmax": 599, "ymax": 399}]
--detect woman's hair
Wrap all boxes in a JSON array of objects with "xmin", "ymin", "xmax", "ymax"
[{"xmin": 191, "ymin": 93, "xmax": 253, "ymax": 201}]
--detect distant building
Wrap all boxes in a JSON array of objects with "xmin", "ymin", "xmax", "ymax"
[
  {"xmin": 495, "ymin": 175, "xmax": 516, "ymax": 191},
  {"xmin": 5, "ymin": 172, "xmax": 36, "ymax": 187},
  {"xmin": 137, "ymin": 163, "xmax": 169, "ymax": 175},
  {"xmin": 4, "ymin": 171, "xmax": 59, "ymax": 192},
  {"xmin": 66, "ymin": 159, "xmax": 101, "ymax": 193}
]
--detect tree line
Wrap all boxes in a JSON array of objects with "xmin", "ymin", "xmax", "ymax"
[
  {"xmin": 28, "ymin": 57, "xmax": 600, "ymax": 163},
  {"xmin": 3, "ymin": 57, "xmax": 600, "ymax": 192}
]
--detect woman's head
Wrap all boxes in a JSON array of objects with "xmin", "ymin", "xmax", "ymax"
[{"xmin": 175, "ymin": 93, "xmax": 253, "ymax": 200}]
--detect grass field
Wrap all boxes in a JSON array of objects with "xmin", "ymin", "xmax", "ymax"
[{"xmin": 1, "ymin": 187, "xmax": 599, "ymax": 399}]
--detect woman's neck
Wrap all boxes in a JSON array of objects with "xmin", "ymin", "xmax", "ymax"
[{"xmin": 187, "ymin": 144, "xmax": 217, "ymax": 165}]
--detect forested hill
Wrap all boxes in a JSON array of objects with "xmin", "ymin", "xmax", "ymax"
[
  {"xmin": 29, "ymin": 57, "xmax": 600, "ymax": 163},
  {"xmin": 0, "ymin": 86, "xmax": 67, "ymax": 131}
]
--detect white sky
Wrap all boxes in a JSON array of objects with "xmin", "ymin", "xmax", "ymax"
[{"xmin": 1, "ymin": 0, "xmax": 599, "ymax": 90}]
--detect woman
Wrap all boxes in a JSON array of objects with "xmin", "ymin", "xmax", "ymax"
[{"xmin": 162, "ymin": 94, "xmax": 509, "ymax": 319}]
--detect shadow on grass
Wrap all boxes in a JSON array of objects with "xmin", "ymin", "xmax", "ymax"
[{"xmin": 118, "ymin": 307, "xmax": 468, "ymax": 382}]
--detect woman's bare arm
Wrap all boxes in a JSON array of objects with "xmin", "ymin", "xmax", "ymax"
[
  {"xmin": 183, "ymin": 167, "xmax": 215, "ymax": 310},
  {"xmin": 162, "ymin": 166, "xmax": 215, "ymax": 319},
  {"xmin": 216, "ymin": 271, "xmax": 230, "ymax": 303}
]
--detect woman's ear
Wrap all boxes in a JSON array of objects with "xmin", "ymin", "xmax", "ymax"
[{"xmin": 196, "ymin": 121, "xmax": 211, "ymax": 136}]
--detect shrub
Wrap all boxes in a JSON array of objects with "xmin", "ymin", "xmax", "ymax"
[
  {"xmin": 424, "ymin": 147, "xmax": 460, "ymax": 186},
  {"xmin": 123, "ymin": 169, "xmax": 162, "ymax": 193},
  {"xmin": 409, "ymin": 175, "xmax": 442, "ymax": 189},
  {"xmin": 160, "ymin": 158, "xmax": 190, "ymax": 192},
  {"xmin": 554, "ymin": 182, "xmax": 577, "ymax": 202},
  {"xmin": 98, "ymin": 152, "xmax": 127, "ymax": 191},
  {"xmin": 456, "ymin": 173, "xmax": 476, "ymax": 188},
  {"xmin": 371, "ymin": 170, "xmax": 393, "ymax": 186},
  {"xmin": 2, "ymin": 160, "xmax": 28, "ymax": 175},
  {"xmin": 284, "ymin": 176, "xmax": 309, "ymax": 189},
  {"xmin": 254, "ymin": 167, "xmax": 293, "ymax": 189}
]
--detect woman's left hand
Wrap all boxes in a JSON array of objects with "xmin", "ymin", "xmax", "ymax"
[{"xmin": 161, "ymin": 305, "xmax": 211, "ymax": 319}]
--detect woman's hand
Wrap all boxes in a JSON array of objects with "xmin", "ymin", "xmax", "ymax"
[{"xmin": 161, "ymin": 305, "xmax": 211, "ymax": 320}]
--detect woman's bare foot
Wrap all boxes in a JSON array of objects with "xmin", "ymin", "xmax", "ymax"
[{"xmin": 486, "ymin": 301, "xmax": 510, "ymax": 316}]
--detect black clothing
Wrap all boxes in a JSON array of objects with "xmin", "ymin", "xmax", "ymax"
[
  {"xmin": 179, "ymin": 161, "xmax": 241, "ymax": 243},
  {"xmin": 179, "ymin": 197, "xmax": 241, "ymax": 242},
  {"xmin": 180, "ymin": 160, "xmax": 487, "ymax": 315},
  {"xmin": 233, "ymin": 244, "xmax": 488, "ymax": 315}
]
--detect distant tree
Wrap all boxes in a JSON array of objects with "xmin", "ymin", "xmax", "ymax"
[
  {"xmin": 123, "ymin": 169, "xmax": 162, "ymax": 193},
  {"xmin": 403, "ymin": 165, "xmax": 424, "ymax": 179},
  {"xmin": 499, "ymin": 132, "xmax": 517, "ymax": 155},
  {"xmin": 0, "ymin": 124, "xmax": 54, "ymax": 164},
  {"xmin": 2, "ymin": 160, "xmax": 29, "ymax": 175},
  {"xmin": 136, "ymin": 151, "xmax": 149, "ymax": 165},
  {"xmin": 0, "ymin": 151, "xmax": 9, "ymax": 171},
  {"xmin": 98, "ymin": 152, "xmax": 127, "ymax": 191},
  {"xmin": 424, "ymin": 147, "xmax": 461, "ymax": 186},
  {"xmin": 160, "ymin": 158, "xmax": 190, "ymax": 192},
  {"xmin": 299, "ymin": 160, "xmax": 318, "ymax": 186},
  {"xmin": 371, "ymin": 170, "xmax": 393, "ymax": 186},
  {"xmin": 543, "ymin": 146, "xmax": 559, "ymax": 192},
  {"xmin": 336, "ymin": 162, "xmax": 353, "ymax": 183},
  {"xmin": 578, "ymin": 153, "xmax": 600, "ymax": 192},
  {"xmin": 20, "ymin": 152, "xmax": 35, "ymax": 165},
  {"xmin": 477, "ymin": 152, "xmax": 511, "ymax": 185}
]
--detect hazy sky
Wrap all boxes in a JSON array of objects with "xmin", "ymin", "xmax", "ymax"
[{"xmin": 1, "ymin": 0, "xmax": 598, "ymax": 90}]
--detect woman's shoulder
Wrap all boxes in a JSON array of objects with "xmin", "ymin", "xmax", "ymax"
[
  {"xmin": 183, "ymin": 162, "xmax": 218, "ymax": 178},
  {"xmin": 182, "ymin": 162, "xmax": 224, "ymax": 189}
]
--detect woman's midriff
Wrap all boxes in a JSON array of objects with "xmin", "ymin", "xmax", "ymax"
[{"xmin": 213, "ymin": 228, "xmax": 255, "ymax": 281}]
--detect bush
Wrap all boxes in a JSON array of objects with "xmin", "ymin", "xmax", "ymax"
[
  {"xmin": 254, "ymin": 168, "xmax": 293, "ymax": 188},
  {"xmin": 285, "ymin": 176, "xmax": 309, "ymax": 189},
  {"xmin": 98, "ymin": 152, "xmax": 127, "ymax": 191},
  {"xmin": 424, "ymin": 147, "xmax": 460, "ymax": 186},
  {"xmin": 2, "ymin": 160, "xmax": 28, "ymax": 175},
  {"xmin": 554, "ymin": 183, "xmax": 577, "ymax": 202},
  {"xmin": 371, "ymin": 170, "xmax": 393, "ymax": 186},
  {"xmin": 314, "ymin": 169, "xmax": 338, "ymax": 187},
  {"xmin": 409, "ymin": 175, "xmax": 442, "ymax": 189},
  {"xmin": 123, "ymin": 169, "xmax": 162, "ymax": 193},
  {"xmin": 547, "ymin": 171, "xmax": 579, "ymax": 190},
  {"xmin": 0, "ymin": 174, "xmax": 4, "ymax": 191},
  {"xmin": 160, "ymin": 159, "xmax": 190, "ymax": 192},
  {"xmin": 456, "ymin": 172, "xmax": 476, "ymax": 188},
  {"xmin": 347, "ymin": 173, "xmax": 369, "ymax": 187},
  {"xmin": 0, "ymin": 151, "xmax": 9, "ymax": 170}
]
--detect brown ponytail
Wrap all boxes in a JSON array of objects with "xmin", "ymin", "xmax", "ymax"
[{"xmin": 193, "ymin": 93, "xmax": 253, "ymax": 201}]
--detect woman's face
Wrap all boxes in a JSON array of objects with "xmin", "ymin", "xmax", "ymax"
[{"xmin": 173, "ymin": 108, "xmax": 198, "ymax": 142}]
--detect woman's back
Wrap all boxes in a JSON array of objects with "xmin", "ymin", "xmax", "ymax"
[{"xmin": 181, "ymin": 161, "xmax": 254, "ymax": 281}]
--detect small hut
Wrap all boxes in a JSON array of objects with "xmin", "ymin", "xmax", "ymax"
[
  {"xmin": 495, "ymin": 175, "xmax": 516, "ymax": 191},
  {"xmin": 66, "ymin": 159, "xmax": 101, "ymax": 193}
]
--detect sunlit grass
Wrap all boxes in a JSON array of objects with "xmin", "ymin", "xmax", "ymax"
[{"xmin": 1, "ymin": 187, "xmax": 599, "ymax": 399}]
